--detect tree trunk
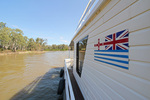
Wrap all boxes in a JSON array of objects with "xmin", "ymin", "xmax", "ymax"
[
  {"xmin": 14, "ymin": 47, "xmax": 16, "ymax": 52},
  {"xmin": 2, "ymin": 45, "xmax": 4, "ymax": 51}
]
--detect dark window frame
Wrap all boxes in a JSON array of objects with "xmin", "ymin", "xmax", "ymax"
[{"xmin": 76, "ymin": 35, "xmax": 88, "ymax": 77}]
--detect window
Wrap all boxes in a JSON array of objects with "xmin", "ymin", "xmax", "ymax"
[{"xmin": 76, "ymin": 36, "xmax": 88, "ymax": 77}]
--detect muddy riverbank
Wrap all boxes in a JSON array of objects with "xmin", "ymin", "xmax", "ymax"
[{"xmin": 0, "ymin": 51, "xmax": 47, "ymax": 56}]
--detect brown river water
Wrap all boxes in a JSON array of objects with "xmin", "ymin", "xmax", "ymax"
[{"xmin": 0, "ymin": 51, "xmax": 73, "ymax": 100}]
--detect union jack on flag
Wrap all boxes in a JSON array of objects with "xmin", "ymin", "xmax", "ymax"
[
  {"xmin": 105, "ymin": 29, "xmax": 129, "ymax": 50},
  {"xmin": 94, "ymin": 29, "xmax": 129, "ymax": 69}
]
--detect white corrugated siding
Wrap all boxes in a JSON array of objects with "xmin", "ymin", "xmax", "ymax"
[{"xmin": 73, "ymin": 0, "xmax": 150, "ymax": 100}]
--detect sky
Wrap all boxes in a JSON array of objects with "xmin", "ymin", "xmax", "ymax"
[{"xmin": 0, "ymin": 0, "xmax": 89, "ymax": 45}]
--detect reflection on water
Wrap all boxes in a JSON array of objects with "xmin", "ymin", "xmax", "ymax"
[{"xmin": 0, "ymin": 51, "xmax": 73, "ymax": 100}]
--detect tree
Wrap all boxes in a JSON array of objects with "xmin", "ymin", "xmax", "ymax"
[
  {"xmin": 42, "ymin": 39, "xmax": 47, "ymax": 50},
  {"xmin": 0, "ymin": 22, "xmax": 6, "ymax": 29},
  {"xmin": 47, "ymin": 44, "xmax": 68, "ymax": 51},
  {"xmin": 34, "ymin": 38, "xmax": 47, "ymax": 51},
  {"xmin": 10, "ymin": 28, "xmax": 24, "ymax": 52},
  {"xmin": 52, "ymin": 44, "xmax": 57, "ymax": 50},
  {"xmin": 0, "ymin": 27, "xmax": 11, "ymax": 50},
  {"xmin": 18, "ymin": 33, "xmax": 25, "ymax": 50},
  {"xmin": 0, "ymin": 22, "xmax": 70, "ymax": 52},
  {"xmin": 24, "ymin": 36, "xmax": 28, "ymax": 50},
  {"xmin": 35, "ymin": 37, "xmax": 41, "ymax": 51},
  {"xmin": 27, "ymin": 38, "xmax": 35, "ymax": 51}
]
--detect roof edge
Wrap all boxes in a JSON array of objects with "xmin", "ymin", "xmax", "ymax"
[{"xmin": 70, "ymin": 0, "xmax": 110, "ymax": 45}]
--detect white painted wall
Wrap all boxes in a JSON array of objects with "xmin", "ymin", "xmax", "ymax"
[{"xmin": 73, "ymin": 0, "xmax": 150, "ymax": 100}]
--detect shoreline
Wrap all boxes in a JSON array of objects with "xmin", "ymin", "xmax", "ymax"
[{"xmin": 0, "ymin": 51, "xmax": 47, "ymax": 56}]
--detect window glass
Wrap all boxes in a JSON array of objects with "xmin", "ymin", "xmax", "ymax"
[{"xmin": 76, "ymin": 36, "xmax": 88, "ymax": 77}]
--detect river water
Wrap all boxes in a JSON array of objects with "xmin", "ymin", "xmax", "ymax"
[{"xmin": 0, "ymin": 51, "xmax": 73, "ymax": 100}]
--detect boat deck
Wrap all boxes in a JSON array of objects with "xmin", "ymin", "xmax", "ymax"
[{"xmin": 68, "ymin": 69, "xmax": 84, "ymax": 100}]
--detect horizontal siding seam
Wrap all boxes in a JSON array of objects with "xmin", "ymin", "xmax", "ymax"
[
  {"xmin": 74, "ymin": 67, "xmax": 100, "ymax": 100},
  {"xmin": 83, "ymin": 65, "xmax": 125, "ymax": 100},
  {"xmin": 84, "ymin": 64, "xmax": 127, "ymax": 99},
  {"xmin": 87, "ymin": 54, "xmax": 129, "ymax": 68},
  {"xmin": 85, "ymin": 56, "xmax": 150, "ymax": 81},
  {"xmin": 85, "ymin": 59, "xmax": 150, "ymax": 99},
  {"xmin": 90, "ymin": 8, "xmax": 150, "ymax": 39},
  {"xmin": 82, "ymin": 70, "xmax": 110, "ymax": 100},
  {"xmin": 86, "ymin": 26, "xmax": 150, "ymax": 46},
  {"xmin": 130, "ymin": 44, "xmax": 150, "ymax": 47},
  {"xmin": 86, "ymin": 44, "xmax": 150, "ymax": 50},
  {"xmin": 74, "ymin": 72, "xmax": 87, "ymax": 99},
  {"xmin": 129, "ymin": 59, "xmax": 150, "ymax": 64},
  {"xmin": 81, "ymin": 72, "xmax": 100, "ymax": 100},
  {"xmin": 84, "ymin": 61, "xmax": 148, "ymax": 99},
  {"xmin": 78, "ymin": 0, "xmax": 138, "ymax": 40},
  {"xmin": 90, "ymin": 0, "xmax": 138, "ymax": 36},
  {"xmin": 129, "ymin": 26, "xmax": 150, "ymax": 33},
  {"xmin": 86, "ymin": 42, "xmax": 150, "ymax": 49}
]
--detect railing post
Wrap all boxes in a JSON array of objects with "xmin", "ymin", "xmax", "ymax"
[{"xmin": 64, "ymin": 59, "xmax": 75, "ymax": 100}]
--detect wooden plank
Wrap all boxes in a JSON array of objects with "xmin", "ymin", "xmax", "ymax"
[
  {"xmin": 85, "ymin": 51, "xmax": 150, "ymax": 81},
  {"xmin": 87, "ymin": 28, "xmax": 150, "ymax": 49},
  {"xmin": 89, "ymin": 0, "xmax": 137, "ymax": 37},
  {"xmin": 103, "ymin": 0, "xmax": 137, "ymax": 22},
  {"xmin": 129, "ymin": 61, "xmax": 150, "ymax": 81},
  {"xmin": 85, "ymin": 49, "xmax": 94, "ymax": 56},
  {"xmin": 85, "ymin": 48, "xmax": 150, "ymax": 81},
  {"xmin": 84, "ymin": 57, "xmax": 150, "ymax": 99},
  {"xmin": 73, "ymin": 58, "xmax": 104, "ymax": 100},
  {"xmin": 129, "ymin": 45, "xmax": 150, "ymax": 63},
  {"xmin": 130, "ymin": 10, "xmax": 150, "ymax": 32},
  {"xmin": 76, "ymin": 0, "xmax": 150, "ymax": 43},
  {"xmin": 83, "ymin": 66, "xmax": 125, "ymax": 100},
  {"xmin": 78, "ymin": 73, "xmax": 97, "ymax": 100},
  {"xmin": 88, "ymin": 10, "xmax": 150, "ymax": 44},
  {"xmin": 73, "ymin": 68, "xmax": 90, "ymax": 100},
  {"xmin": 83, "ymin": 61, "xmax": 148, "ymax": 100},
  {"xmin": 76, "ymin": 0, "xmax": 149, "ymax": 44},
  {"xmin": 130, "ymin": 0, "xmax": 150, "ymax": 18},
  {"xmin": 129, "ymin": 28, "xmax": 150, "ymax": 46},
  {"xmin": 82, "ymin": 71, "xmax": 105, "ymax": 100},
  {"xmin": 77, "ymin": 0, "xmax": 136, "ymax": 41}
]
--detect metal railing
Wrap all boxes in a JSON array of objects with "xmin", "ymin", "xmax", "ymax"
[
  {"xmin": 75, "ymin": 0, "xmax": 99, "ymax": 33},
  {"xmin": 64, "ymin": 59, "xmax": 74, "ymax": 100}
]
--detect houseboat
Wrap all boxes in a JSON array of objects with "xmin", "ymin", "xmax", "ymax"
[{"xmin": 61, "ymin": 0, "xmax": 150, "ymax": 100}]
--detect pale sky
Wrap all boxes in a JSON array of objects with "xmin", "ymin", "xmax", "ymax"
[{"xmin": 0, "ymin": 0, "xmax": 89, "ymax": 45}]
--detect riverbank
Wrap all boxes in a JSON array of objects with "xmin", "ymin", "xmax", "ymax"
[{"xmin": 0, "ymin": 50, "xmax": 47, "ymax": 56}]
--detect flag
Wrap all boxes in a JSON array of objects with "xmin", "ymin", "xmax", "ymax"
[{"xmin": 94, "ymin": 29, "xmax": 129, "ymax": 69}]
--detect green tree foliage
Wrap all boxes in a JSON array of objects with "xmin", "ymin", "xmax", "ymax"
[
  {"xmin": 0, "ymin": 27, "xmax": 11, "ymax": 50},
  {"xmin": 28, "ymin": 38, "xmax": 35, "ymax": 51},
  {"xmin": 0, "ymin": 22, "xmax": 6, "ymax": 29},
  {"xmin": 10, "ymin": 28, "xmax": 24, "ymax": 52},
  {"xmin": 0, "ymin": 22, "xmax": 69, "ymax": 52},
  {"xmin": 45, "ymin": 44, "xmax": 69, "ymax": 51},
  {"xmin": 23, "ymin": 36, "xmax": 28, "ymax": 50}
]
